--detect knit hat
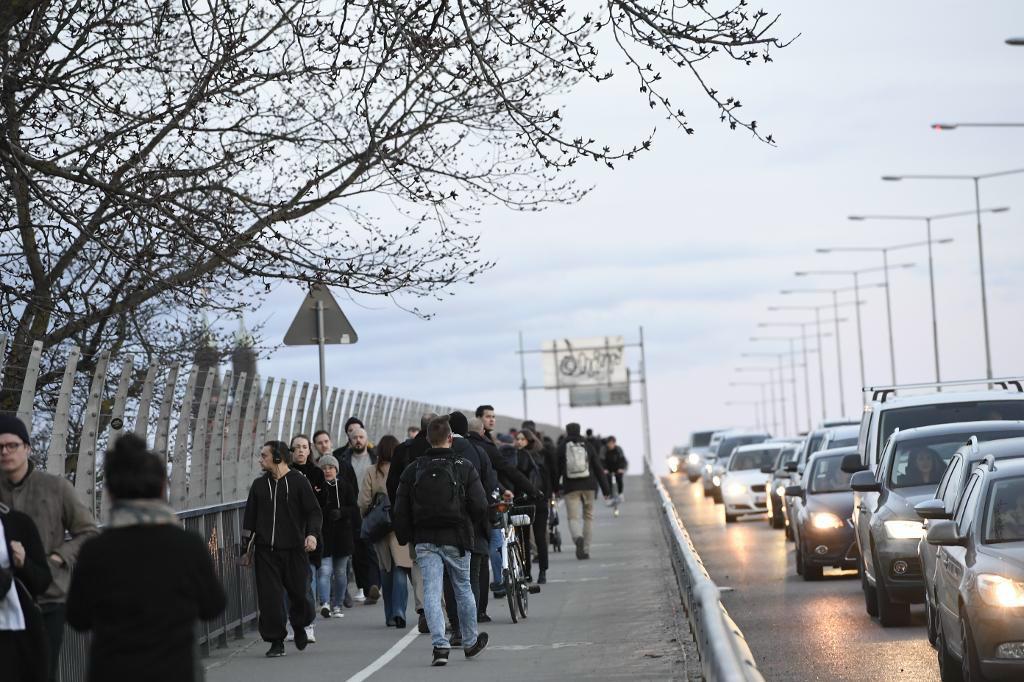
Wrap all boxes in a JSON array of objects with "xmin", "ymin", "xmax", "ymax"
[
  {"xmin": 0, "ymin": 415, "xmax": 30, "ymax": 445},
  {"xmin": 318, "ymin": 454, "xmax": 340, "ymax": 470},
  {"xmin": 449, "ymin": 411, "xmax": 469, "ymax": 437}
]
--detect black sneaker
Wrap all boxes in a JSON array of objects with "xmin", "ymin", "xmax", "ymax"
[
  {"xmin": 418, "ymin": 611, "xmax": 429, "ymax": 634},
  {"xmin": 450, "ymin": 632, "xmax": 462, "ymax": 648},
  {"xmin": 478, "ymin": 613, "xmax": 492, "ymax": 623},
  {"xmin": 575, "ymin": 537, "xmax": 585, "ymax": 560},
  {"xmin": 265, "ymin": 641, "xmax": 286, "ymax": 658},
  {"xmin": 394, "ymin": 616, "xmax": 407, "ymax": 629},
  {"xmin": 343, "ymin": 594, "xmax": 354, "ymax": 609},
  {"xmin": 464, "ymin": 632, "xmax": 489, "ymax": 658},
  {"xmin": 293, "ymin": 624, "xmax": 309, "ymax": 651},
  {"xmin": 538, "ymin": 570, "xmax": 547, "ymax": 585},
  {"xmin": 432, "ymin": 648, "xmax": 450, "ymax": 666},
  {"xmin": 581, "ymin": 552, "xmax": 590, "ymax": 560}
]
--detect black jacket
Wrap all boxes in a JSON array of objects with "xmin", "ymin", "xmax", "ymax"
[
  {"xmin": 452, "ymin": 436, "xmax": 498, "ymax": 555},
  {"xmin": 243, "ymin": 470, "xmax": 322, "ymax": 550},
  {"xmin": 601, "ymin": 445, "xmax": 628, "ymax": 472},
  {"xmin": 558, "ymin": 437, "xmax": 611, "ymax": 496},
  {"xmin": 392, "ymin": 448, "xmax": 488, "ymax": 554},
  {"xmin": 66, "ymin": 524, "xmax": 225, "ymax": 682},
  {"xmin": 318, "ymin": 478, "xmax": 358, "ymax": 558},
  {"xmin": 387, "ymin": 431, "xmax": 430, "ymax": 504},
  {"xmin": 1, "ymin": 508, "xmax": 51, "ymax": 682},
  {"xmin": 468, "ymin": 432, "xmax": 538, "ymax": 499},
  {"xmin": 518, "ymin": 447, "xmax": 557, "ymax": 501}
]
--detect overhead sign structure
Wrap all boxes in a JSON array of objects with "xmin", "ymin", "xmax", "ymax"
[
  {"xmin": 283, "ymin": 284, "xmax": 357, "ymax": 429},
  {"xmin": 542, "ymin": 336, "xmax": 627, "ymax": 389},
  {"xmin": 569, "ymin": 380, "xmax": 631, "ymax": 408}
]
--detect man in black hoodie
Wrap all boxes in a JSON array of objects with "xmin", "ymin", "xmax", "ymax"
[
  {"xmin": 393, "ymin": 416, "xmax": 489, "ymax": 667},
  {"xmin": 558, "ymin": 423, "xmax": 610, "ymax": 560},
  {"xmin": 242, "ymin": 441, "xmax": 323, "ymax": 657}
]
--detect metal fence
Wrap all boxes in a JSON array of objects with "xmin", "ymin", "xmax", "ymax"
[
  {"xmin": 1, "ymin": 337, "xmax": 558, "ymax": 680},
  {"xmin": 652, "ymin": 474, "xmax": 764, "ymax": 682}
]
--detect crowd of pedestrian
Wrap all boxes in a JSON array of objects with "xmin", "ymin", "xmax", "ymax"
[{"xmin": 0, "ymin": 404, "xmax": 628, "ymax": 679}]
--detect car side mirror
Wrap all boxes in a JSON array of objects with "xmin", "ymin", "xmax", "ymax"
[
  {"xmin": 841, "ymin": 453, "xmax": 867, "ymax": 474},
  {"xmin": 761, "ymin": 465, "xmax": 774, "ymax": 474},
  {"xmin": 926, "ymin": 520, "xmax": 966, "ymax": 547},
  {"xmin": 784, "ymin": 485, "xmax": 804, "ymax": 499},
  {"xmin": 784, "ymin": 461, "xmax": 798, "ymax": 473},
  {"xmin": 850, "ymin": 470, "xmax": 881, "ymax": 493},
  {"xmin": 914, "ymin": 499, "xmax": 952, "ymax": 521}
]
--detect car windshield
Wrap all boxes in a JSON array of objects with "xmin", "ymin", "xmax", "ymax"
[
  {"xmin": 830, "ymin": 435, "xmax": 858, "ymax": 448},
  {"xmin": 730, "ymin": 448, "xmax": 780, "ymax": 471},
  {"xmin": 804, "ymin": 433, "xmax": 825, "ymax": 459},
  {"xmin": 808, "ymin": 455, "xmax": 852, "ymax": 494},
  {"xmin": 717, "ymin": 436, "xmax": 767, "ymax": 460},
  {"xmin": 773, "ymin": 446, "xmax": 798, "ymax": 470},
  {"xmin": 889, "ymin": 430, "xmax": 1024, "ymax": 489},
  {"xmin": 692, "ymin": 432, "xmax": 714, "ymax": 448},
  {"xmin": 983, "ymin": 477, "xmax": 1024, "ymax": 544},
  {"xmin": 879, "ymin": 401, "xmax": 1024, "ymax": 455}
]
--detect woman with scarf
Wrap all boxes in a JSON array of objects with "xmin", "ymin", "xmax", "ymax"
[
  {"xmin": 0, "ymin": 501, "xmax": 51, "ymax": 682},
  {"xmin": 66, "ymin": 434, "xmax": 225, "ymax": 682},
  {"xmin": 514, "ymin": 428, "xmax": 556, "ymax": 585},
  {"xmin": 358, "ymin": 435, "xmax": 412, "ymax": 628}
]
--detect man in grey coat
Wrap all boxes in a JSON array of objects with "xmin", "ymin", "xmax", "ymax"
[{"xmin": 0, "ymin": 415, "xmax": 98, "ymax": 681}]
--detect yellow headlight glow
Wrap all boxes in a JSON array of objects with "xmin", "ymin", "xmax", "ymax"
[
  {"xmin": 978, "ymin": 574, "xmax": 1024, "ymax": 608},
  {"xmin": 884, "ymin": 520, "xmax": 924, "ymax": 539},
  {"xmin": 810, "ymin": 512, "xmax": 844, "ymax": 530}
]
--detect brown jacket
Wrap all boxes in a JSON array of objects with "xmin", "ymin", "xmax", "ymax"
[
  {"xmin": 358, "ymin": 463, "xmax": 412, "ymax": 571},
  {"xmin": 0, "ymin": 465, "xmax": 98, "ymax": 603}
]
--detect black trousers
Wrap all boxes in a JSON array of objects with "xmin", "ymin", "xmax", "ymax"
[
  {"xmin": 524, "ymin": 506, "xmax": 549, "ymax": 573},
  {"xmin": 478, "ymin": 556, "xmax": 489, "ymax": 616},
  {"xmin": 353, "ymin": 538, "xmax": 381, "ymax": 591},
  {"xmin": 40, "ymin": 602, "xmax": 63, "ymax": 682},
  {"xmin": 255, "ymin": 546, "xmax": 314, "ymax": 642},
  {"xmin": 444, "ymin": 553, "xmax": 482, "ymax": 631}
]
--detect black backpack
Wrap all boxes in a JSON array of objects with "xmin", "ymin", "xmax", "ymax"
[{"xmin": 412, "ymin": 457, "xmax": 466, "ymax": 528}]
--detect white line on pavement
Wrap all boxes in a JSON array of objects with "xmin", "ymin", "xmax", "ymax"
[
  {"xmin": 345, "ymin": 628, "xmax": 421, "ymax": 682},
  {"xmin": 544, "ymin": 576, "xmax": 609, "ymax": 583}
]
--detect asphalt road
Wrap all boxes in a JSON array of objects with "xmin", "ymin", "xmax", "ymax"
[
  {"xmin": 205, "ymin": 476, "xmax": 694, "ymax": 681},
  {"xmin": 662, "ymin": 474, "xmax": 940, "ymax": 682}
]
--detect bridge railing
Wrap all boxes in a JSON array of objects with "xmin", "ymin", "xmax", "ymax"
[{"xmin": 652, "ymin": 474, "xmax": 764, "ymax": 682}]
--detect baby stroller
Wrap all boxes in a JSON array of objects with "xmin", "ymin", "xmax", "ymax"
[{"xmin": 548, "ymin": 498, "xmax": 562, "ymax": 552}]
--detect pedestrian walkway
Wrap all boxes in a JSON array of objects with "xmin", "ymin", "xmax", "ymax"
[{"xmin": 204, "ymin": 477, "xmax": 690, "ymax": 681}]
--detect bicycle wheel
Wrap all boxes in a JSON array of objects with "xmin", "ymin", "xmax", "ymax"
[
  {"xmin": 513, "ymin": 535, "xmax": 530, "ymax": 618},
  {"xmin": 504, "ymin": 555, "xmax": 518, "ymax": 623}
]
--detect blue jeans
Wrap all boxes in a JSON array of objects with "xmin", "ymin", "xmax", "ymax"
[
  {"xmin": 415, "ymin": 543, "xmax": 477, "ymax": 650},
  {"xmin": 381, "ymin": 566, "xmax": 410, "ymax": 623},
  {"xmin": 318, "ymin": 555, "xmax": 352, "ymax": 609},
  {"xmin": 488, "ymin": 528, "xmax": 504, "ymax": 583}
]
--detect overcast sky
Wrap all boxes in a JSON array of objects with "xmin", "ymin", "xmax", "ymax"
[{"xmin": 245, "ymin": 2, "xmax": 1024, "ymax": 475}]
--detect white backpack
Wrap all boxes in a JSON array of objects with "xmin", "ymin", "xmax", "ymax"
[{"xmin": 565, "ymin": 441, "xmax": 590, "ymax": 479}]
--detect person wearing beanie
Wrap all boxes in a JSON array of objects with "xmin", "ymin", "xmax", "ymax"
[
  {"xmin": 557, "ymin": 422, "xmax": 610, "ymax": 560},
  {"xmin": 66, "ymin": 434, "xmax": 225, "ymax": 682},
  {"xmin": 316, "ymin": 454, "xmax": 357, "ymax": 619},
  {"xmin": 0, "ymin": 415, "xmax": 97, "ymax": 681}
]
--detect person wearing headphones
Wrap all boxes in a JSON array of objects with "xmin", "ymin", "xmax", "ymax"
[{"xmin": 241, "ymin": 440, "xmax": 323, "ymax": 658}]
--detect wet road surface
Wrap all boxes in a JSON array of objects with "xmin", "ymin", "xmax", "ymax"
[{"xmin": 663, "ymin": 474, "xmax": 939, "ymax": 682}]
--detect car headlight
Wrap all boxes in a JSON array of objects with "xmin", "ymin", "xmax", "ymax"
[
  {"xmin": 775, "ymin": 485, "xmax": 786, "ymax": 498},
  {"xmin": 712, "ymin": 475, "xmax": 721, "ymax": 487},
  {"xmin": 884, "ymin": 520, "xmax": 924, "ymax": 540},
  {"xmin": 687, "ymin": 453, "xmax": 701, "ymax": 465},
  {"xmin": 667, "ymin": 456, "xmax": 680, "ymax": 472},
  {"xmin": 977, "ymin": 574, "xmax": 1024, "ymax": 608},
  {"xmin": 811, "ymin": 512, "xmax": 845, "ymax": 530},
  {"xmin": 726, "ymin": 483, "xmax": 747, "ymax": 497},
  {"xmin": 704, "ymin": 464, "xmax": 713, "ymax": 473}
]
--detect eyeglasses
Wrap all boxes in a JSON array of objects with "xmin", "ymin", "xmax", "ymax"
[{"xmin": 0, "ymin": 442, "xmax": 26, "ymax": 453}]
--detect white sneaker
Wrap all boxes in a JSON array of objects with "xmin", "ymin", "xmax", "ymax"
[
  {"xmin": 285, "ymin": 628, "xmax": 294, "ymax": 642},
  {"xmin": 320, "ymin": 602, "xmax": 331, "ymax": 618},
  {"xmin": 353, "ymin": 589, "xmax": 366, "ymax": 602},
  {"xmin": 305, "ymin": 625, "xmax": 316, "ymax": 643},
  {"xmin": 331, "ymin": 606, "xmax": 345, "ymax": 618}
]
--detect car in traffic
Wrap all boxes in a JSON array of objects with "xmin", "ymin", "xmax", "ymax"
[
  {"xmin": 702, "ymin": 430, "xmax": 771, "ymax": 502},
  {"xmin": 667, "ymin": 445, "xmax": 686, "ymax": 474},
  {"xmin": 787, "ymin": 446, "xmax": 859, "ymax": 580},
  {"xmin": 682, "ymin": 429, "xmax": 721, "ymax": 481},
  {"xmin": 850, "ymin": 420, "xmax": 1024, "ymax": 626},
  {"xmin": 819, "ymin": 423, "xmax": 860, "ymax": 451},
  {"xmin": 720, "ymin": 443, "xmax": 784, "ymax": 523},
  {"xmin": 912, "ymin": 423, "xmax": 1024, "ymax": 646},
  {"xmin": 926, "ymin": 449, "xmax": 1024, "ymax": 681},
  {"xmin": 765, "ymin": 442, "xmax": 801, "ymax": 529},
  {"xmin": 782, "ymin": 424, "xmax": 856, "ymax": 539}
]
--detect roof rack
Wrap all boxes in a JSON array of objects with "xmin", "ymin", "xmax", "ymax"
[
  {"xmin": 982, "ymin": 454, "xmax": 997, "ymax": 471},
  {"xmin": 966, "ymin": 435, "xmax": 980, "ymax": 454},
  {"xmin": 865, "ymin": 377, "xmax": 1024, "ymax": 403}
]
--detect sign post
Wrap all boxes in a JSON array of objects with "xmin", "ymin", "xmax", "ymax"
[{"xmin": 283, "ymin": 285, "xmax": 358, "ymax": 431}]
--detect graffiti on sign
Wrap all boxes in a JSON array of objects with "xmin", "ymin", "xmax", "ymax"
[{"xmin": 542, "ymin": 336, "xmax": 627, "ymax": 389}]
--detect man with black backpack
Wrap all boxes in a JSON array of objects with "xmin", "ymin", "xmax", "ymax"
[
  {"xmin": 393, "ymin": 416, "xmax": 489, "ymax": 667},
  {"xmin": 557, "ymin": 423, "xmax": 610, "ymax": 560}
]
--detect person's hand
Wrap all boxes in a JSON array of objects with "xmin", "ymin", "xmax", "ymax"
[
  {"xmin": 304, "ymin": 535, "xmax": 318, "ymax": 553},
  {"xmin": 10, "ymin": 541, "xmax": 25, "ymax": 568},
  {"xmin": 502, "ymin": 490, "xmax": 514, "ymax": 501},
  {"xmin": 48, "ymin": 552, "xmax": 65, "ymax": 567}
]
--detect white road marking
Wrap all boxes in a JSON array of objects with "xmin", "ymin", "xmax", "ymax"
[
  {"xmin": 545, "ymin": 576, "xmax": 609, "ymax": 583},
  {"xmin": 490, "ymin": 641, "xmax": 594, "ymax": 651},
  {"xmin": 345, "ymin": 628, "xmax": 421, "ymax": 682}
]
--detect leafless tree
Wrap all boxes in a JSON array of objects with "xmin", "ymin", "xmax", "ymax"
[{"xmin": 1, "ymin": 0, "xmax": 788, "ymax": 401}]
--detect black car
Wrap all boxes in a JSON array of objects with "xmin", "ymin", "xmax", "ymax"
[
  {"xmin": 787, "ymin": 447, "xmax": 859, "ymax": 580},
  {"xmin": 764, "ymin": 443, "xmax": 800, "ymax": 529}
]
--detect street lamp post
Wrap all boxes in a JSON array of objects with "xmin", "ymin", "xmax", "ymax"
[
  {"xmin": 759, "ymin": 321, "xmax": 843, "ymax": 432},
  {"xmin": 751, "ymin": 336, "xmax": 804, "ymax": 435},
  {"xmin": 733, "ymin": 370, "xmax": 778, "ymax": 434},
  {"xmin": 882, "ymin": 169, "xmax": 1024, "ymax": 379},
  {"xmin": 931, "ymin": 123, "xmax": 1024, "ymax": 130},
  {"xmin": 848, "ymin": 207, "xmax": 1008, "ymax": 383},
  {"xmin": 741, "ymin": 352, "xmax": 789, "ymax": 434}
]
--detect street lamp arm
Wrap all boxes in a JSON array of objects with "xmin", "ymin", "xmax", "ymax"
[{"xmin": 849, "ymin": 207, "xmax": 1009, "ymax": 222}]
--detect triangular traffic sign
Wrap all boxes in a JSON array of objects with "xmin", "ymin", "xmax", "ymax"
[{"xmin": 283, "ymin": 285, "xmax": 358, "ymax": 346}]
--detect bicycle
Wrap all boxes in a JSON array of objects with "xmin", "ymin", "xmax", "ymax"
[{"xmin": 491, "ymin": 500, "xmax": 539, "ymax": 622}]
